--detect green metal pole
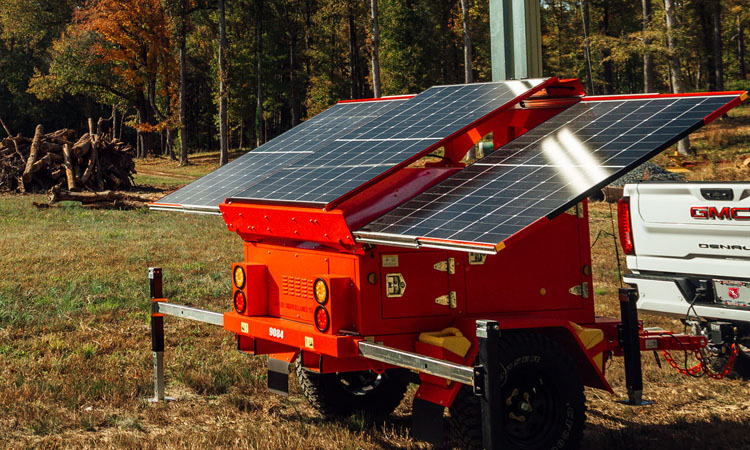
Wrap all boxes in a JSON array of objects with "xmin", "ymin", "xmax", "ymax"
[{"xmin": 490, "ymin": 0, "xmax": 543, "ymax": 80}]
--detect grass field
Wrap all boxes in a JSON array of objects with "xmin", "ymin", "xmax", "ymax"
[{"xmin": 1, "ymin": 105, "xmax": 750, "ymax": 449}]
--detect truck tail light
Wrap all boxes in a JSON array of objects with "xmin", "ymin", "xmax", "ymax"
[
  {"xmin": 314, "ymin": 306, "xmax": 330, "ymax": 332},
  {"xmin": 617, "ymin": 197, "xmax": 635, "ymax": 255}
]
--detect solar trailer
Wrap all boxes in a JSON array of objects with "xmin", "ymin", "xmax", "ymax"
[{"xmin": 148, "ymin": 78, "xmax": 747, "ymax": 450}]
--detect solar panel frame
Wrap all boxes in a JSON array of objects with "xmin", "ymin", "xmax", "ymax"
[
  {"xmin": 150, "ymin": 97, "xmax": 410, "ymax": 213},
  {"xmin": 228, "ymin": 79, "xmax": 551, "ymax": 207},
  {"xmin": 356, "ymin": 92, "xmax": 745, "ymax": 253}
]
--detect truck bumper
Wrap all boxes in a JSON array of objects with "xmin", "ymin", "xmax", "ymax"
[{"xmin": 625, "ymin": 274, "xmax": 750, "ymax": 323}]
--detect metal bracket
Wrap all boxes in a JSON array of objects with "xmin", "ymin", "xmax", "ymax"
[{"xmin": 434, "ymin": 291, "xmax": 457, "ymax": 308}]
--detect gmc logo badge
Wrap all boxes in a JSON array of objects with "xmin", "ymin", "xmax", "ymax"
[{"xmin": 690, "ymin": 206, "xmax": 750, "ymax": 220}]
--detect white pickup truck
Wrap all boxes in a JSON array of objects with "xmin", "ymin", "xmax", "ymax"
[{"xmin": 619, "ymin": 182, "xmax": 750, "ymax": 377}]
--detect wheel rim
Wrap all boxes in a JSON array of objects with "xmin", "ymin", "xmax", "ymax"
[
  {"xmin": 336, "ymin": 371, "xmax": 384, "ymax": 397},
  {"xmin": 501, "ymin": 368, "xmax": 564, "ymax": 449}
]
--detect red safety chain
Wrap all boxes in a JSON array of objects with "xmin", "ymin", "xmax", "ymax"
[{"xmin": 662, "ymin": 344, "xmax": 739, "ymax": 379}]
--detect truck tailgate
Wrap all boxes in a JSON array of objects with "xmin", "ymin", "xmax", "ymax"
[{"xmin": 627, "ymin": 182, "xmax": 750, "ymax": 278}]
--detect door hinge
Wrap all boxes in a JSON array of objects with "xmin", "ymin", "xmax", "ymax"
[
  {"xmin": 435, "ymin": 291, "xmax": 457, "ymax": 308},
  {"xmin": 569, "ymin": 282, "xmax": 589, "ymax": 299},
  {"xmin": 433, "ymin": 257, "xmax": 456, "ymax": 274}
]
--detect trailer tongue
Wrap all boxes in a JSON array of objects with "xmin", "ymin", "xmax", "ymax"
[{"xmin": 148, "ymin": 79, "xmax": 746, "ymax": 449}]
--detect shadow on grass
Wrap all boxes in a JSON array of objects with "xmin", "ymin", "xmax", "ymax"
[{"xmin": 582, "ymin": 409, "xmax": 750, "ymax": 450}]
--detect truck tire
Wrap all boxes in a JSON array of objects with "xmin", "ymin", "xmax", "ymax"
[
  {"xmin": 448, "ymin": 331, "xmax": 586, "ymax": 450},
  {"xmin": 295, "ymin": 360, "xmax": 410, "ymax": 418}
]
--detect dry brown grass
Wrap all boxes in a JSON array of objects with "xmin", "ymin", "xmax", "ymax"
[{"xmin": 3, "ymin": 106, "xmax": 750, "ymax": 449}]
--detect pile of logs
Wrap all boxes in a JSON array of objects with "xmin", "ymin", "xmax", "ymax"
[{"xmin": 0, "ymin": 118, "xmax": 135, "ymax": 194}]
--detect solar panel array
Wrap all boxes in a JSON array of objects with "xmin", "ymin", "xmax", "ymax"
[
  {"xmin": 356, "ymin": 94, "xmax": 739, "ymax": 249},
  {"xmin": 152, "ymin": 98, "xmax": 407, "ymax": 212},
  {"xmin": 228, "ymin": 79, "xmax": 547, "ymax": 205}
]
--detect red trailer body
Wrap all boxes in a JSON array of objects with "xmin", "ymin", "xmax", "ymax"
[{"xmin": 148, "ymin": 79, "xmax": 746, "ymax": 449}]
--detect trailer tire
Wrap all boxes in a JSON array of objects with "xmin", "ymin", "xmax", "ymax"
[
  {"xmin": 448, "ymin": 331, "xmax": 586, "ymax": 450},
  {"xmin": 295, "ymin": 360, "xmax": 410, "ymax": 418},
  {"xmin": 732, "ymin": 344, "xmax": 750, "ymax": 379}
]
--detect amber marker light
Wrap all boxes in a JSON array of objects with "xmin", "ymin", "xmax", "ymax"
[
  {"xmin": 314, "ymin": 278, "xmax": 328, "ymax": 305},
  {"xmin": 233, "ymin": 265, "xmax": 246, "ymax": 289}
]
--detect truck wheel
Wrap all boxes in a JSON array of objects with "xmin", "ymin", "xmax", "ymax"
[
  {"xmin": 448, "ymin": 331, "xmax": 586, "ymax": 450},
  {"xmin": 295, "ymin": 360, "xmax": 410, "ymax": 418}
]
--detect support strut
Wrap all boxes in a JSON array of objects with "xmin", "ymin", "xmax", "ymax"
[
  {"xmin": 618, "ymin": 287, "xmax": 651, "ymax": 405},
  {"xmin": 474, "ymin": 319, "xmax": 501, "ymax": 450},
  {"xmin": 149, "ymin": 267, "xmax": 167, "ymax": 402}
]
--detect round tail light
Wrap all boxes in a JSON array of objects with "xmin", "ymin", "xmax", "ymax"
[
  {"xmin": 234, "ymin": 290, "xmax": 247, "ymax": 314},
  {"xmin": 314, "ymin": 306, "xmax": 330, "ymax": 332}
]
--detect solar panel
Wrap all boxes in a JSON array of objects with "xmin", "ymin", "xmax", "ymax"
[
  {"xmin": 228, "ymin": 79, "xmax": 549, "ymax": 206},
  {"xmin": 150, "ymin": 98, "xmax": 408, "ymax": 213},
  {"xmin": 355, "ymin": 93, "xmax": 742, "ymax": 253}
]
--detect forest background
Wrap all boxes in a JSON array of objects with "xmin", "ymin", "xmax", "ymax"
[{"xmin": 0, "ymin": 0, "xmax": 747, "ymax": 165}]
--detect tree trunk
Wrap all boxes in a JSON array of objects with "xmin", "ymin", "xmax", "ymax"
[
  {"xmin": 600, "ymin": 1, "xmax": 614, "ymax": 94},
  {"xmin": 179, "ymin": 0, "xmax": 189, "ymax": 166},
  {"xmin": 642, "ymin": 0, "xmax": 655, "ymax": 92},
  {"xmin": 664, "ymin": 0, "xmax": 691, "ymax": 155},
  {"xmin": 697, "ymin": 1, "xmax": 716, "ymax": 90},
  {"xmin": 460, "ymin": 0, "xmax": 473, "ymax": 83},
  {"xmin": 289, "ymin": 30, "xmax": 300, "ymax": 126},
  {"xmin": 218, "ymin": 0, "xmax": 229, "ymax": 166},
  {"xmin": 256, "ymin": 0, "xmax": 264, "ymax": 146},
  {"xmin": 348, "ymin": 1, "xmax": 361, "ymax": 99},
  {"xmin": 581, "ymin": 0, "xmax": 595, "ymax": 94},
  {"xmin": 370, "ymin": 0, "xmax": 381, "ymax": 97},
  {"xmin": 739, "ymin": 13, "xmax": 747, "ymax": 79},
  {"xmin": 712, "ymin": 0, "xmax": 723, "ymax": 91},
  {"xmin": 111, "ymin": 105, "xmax": 117, "ymax": 140}
]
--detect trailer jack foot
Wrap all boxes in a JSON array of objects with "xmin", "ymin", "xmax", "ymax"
[
  {"xmin": 147, "ymin": 350, "xmax": 174, "ymax": 403},
  {"xmin": 617, "ymin": 390, "xmax": 653, "ymax": 406}
]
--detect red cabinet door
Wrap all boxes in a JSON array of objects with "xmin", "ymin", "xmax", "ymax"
[{"xmin": 380, "ymin": 251, "xmax": 453, "ymax": 319}]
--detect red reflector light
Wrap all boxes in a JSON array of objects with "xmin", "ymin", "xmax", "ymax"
[
  {"xmin": 617, "ymin": 197, "xmax": 635, "ymax": 255},
  {"xmin": 234, "ymin": 290, "xmax": 247, "ymax": 314},
  {"xmin": 314, "ymin": 306, "xmax": 330, "ymax": 332}
]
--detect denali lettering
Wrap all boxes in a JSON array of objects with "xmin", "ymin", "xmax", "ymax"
[
  {"xmin": 699, "ymin": 243, "xmax": 750, "ymax": 250},
  {"xmin": 691, "ymin": 206, "xmax": 750, "ymax": 220}
]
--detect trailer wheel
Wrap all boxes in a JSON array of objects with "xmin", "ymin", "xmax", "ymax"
[
  {"xmin": 731, "ymin": 343, "xmax": 750, "ymax": 379},
  {"xmin": 448, "ymin": 331, "xmax": 586, "ymax": 450},
  {"xmin": 295, "ymin": 360, "xmax": 410, "ymax": 418}
]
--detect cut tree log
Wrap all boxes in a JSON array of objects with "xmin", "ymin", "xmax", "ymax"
[
  {"xmin": 22, "ymin": 124, "xmax": 43, "ymax": 185},
  {"xmin": 1, "ymin": 119, "xmax": 135, "ymax": 194},
  {"xmin": 48, "ymin": 187, "xmax": 162, "ymax": 205},
  {"xmin": 62, "ymin": 143, "xmax": 76, "ymax": 190}
]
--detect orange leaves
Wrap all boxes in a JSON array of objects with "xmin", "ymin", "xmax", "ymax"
[{"xmin": 73, "ymin": 0, "xmax": 175, "ymax": 86}]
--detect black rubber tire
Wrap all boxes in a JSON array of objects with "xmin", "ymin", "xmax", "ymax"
[
  {"xmin": 295, "ymin": 360, "xmax": 410, "ymax": 418},
  {"xmin": 448, "ymin": 331, "xmax": 586, "ymax": 450},
  {"xmin": 731, "ymin": 344, "xmax": 750, "ymax": 379}
]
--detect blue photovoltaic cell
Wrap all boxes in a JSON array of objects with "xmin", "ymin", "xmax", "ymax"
[
  {"xmin": 152, "ymin": 98, "xmax": 407, "ymax": 212},
  {"xmin": 357, "ymin": 94, "xmax": 739, "ymax": 247},
  {"xmin": 229, "ymin": 79, "xmax": 547, "ymax": 205}
]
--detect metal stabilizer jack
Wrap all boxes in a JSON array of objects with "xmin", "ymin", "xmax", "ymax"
[
  {"xmin": 147, "ymin": 267, "xmax": 225, "ymax": 402},
  {"xmin": 148, "ymin": 267, "xmax": 173, "ymax": 402},
  {"xmin": 474, "ymin": 320, "xmax": 501, "ymax": 450},
  {"xmin": 617, "ymin": 287, "xmax": 652, "ymax": 406}
]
